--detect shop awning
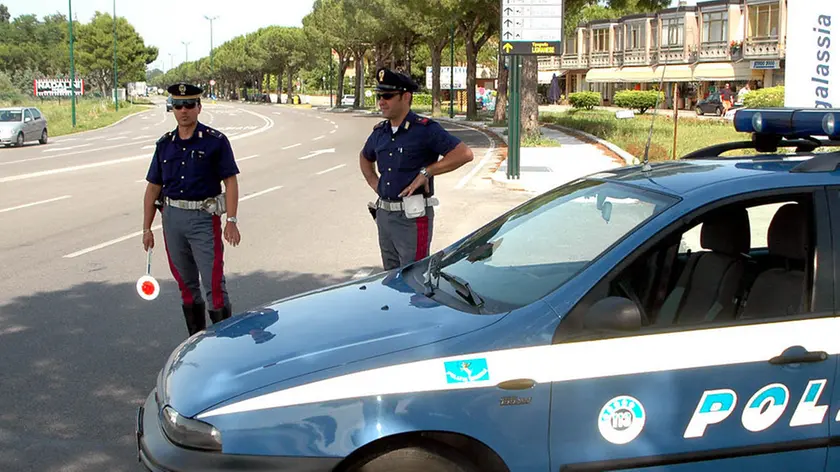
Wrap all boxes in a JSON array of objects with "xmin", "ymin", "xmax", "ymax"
[
  {"xmin": 617, "ymin": 66, "xmax": 657, "ymax": 83},
  {"xmin": 651, "ymin": 64, "xmax": 694, "ymax": 82},
  {"xmin": 585, "ymin": 67, "xmax": 621, "ymax": 83},
  {"xmin": 538, "ymin": 70, "xmax": 568, "ymax": 84},
  {"xmin": 692, "ymin": 61, "xmax": 753, "ymax": 81}
]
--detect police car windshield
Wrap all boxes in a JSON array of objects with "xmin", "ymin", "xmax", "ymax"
[
  {"xmin": 433, "ymin": 180, "xmax": 677, "ymax": 312},
  {"xmin": 0, "ymin": 110, "xmax": 22, "ymax": 122}
]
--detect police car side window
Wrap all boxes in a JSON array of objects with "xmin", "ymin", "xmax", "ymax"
[{"xmin": 556, "ymin": 194, "xmax": 822, "ymax": 342}]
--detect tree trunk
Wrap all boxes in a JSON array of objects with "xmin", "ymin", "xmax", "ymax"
[
  {"xmin": 287, "ymin": 68, "xmax": 294, "ymax": 104},
  {"xmin": 336, "ymin": 50, "xmax": 349, "ymax": 101},
  {"xmin": 353, "ymin": 47, "xmax": 366, "ymax": 108},
  {"xmin": 494, "ymin": 51, "xmax": 508, "ymax": 124},
  {"xmin": 460, "ymin": 18, "xmax": 495, "ymax": 120},
  {"xmin": 521, "ymin": 56, "xmax": 539, "ymax": 137}
]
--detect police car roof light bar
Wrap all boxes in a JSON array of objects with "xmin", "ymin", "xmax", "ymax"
[
  {"xmin": 682, "ymin": 138, "xmax": 840, "ymax": 159},
  {"xmin": 733, "ymin": 108, "xmax": 840, "ymax": 140}
]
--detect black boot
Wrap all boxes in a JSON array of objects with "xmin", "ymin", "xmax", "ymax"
[
  {"xmin": 208, "ymin": 303, "xmax": 232, "ymax": 324},
  {"xmin": 182, "ymin": 304, "xmax": 200, "ymax": 336},
  {"xmin": 192, "ymin": 302, "xmax": 207, "ymax": 333}
]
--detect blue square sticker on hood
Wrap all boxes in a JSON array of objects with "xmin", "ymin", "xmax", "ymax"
[{"xmin": 444, "ymin": 358, "xmax": 490, "ymax": 384}]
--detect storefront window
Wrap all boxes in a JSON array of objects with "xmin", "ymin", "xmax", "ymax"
[{"xmin": 703, "ymin": 11, "xmax": 728, "ymax": 43}]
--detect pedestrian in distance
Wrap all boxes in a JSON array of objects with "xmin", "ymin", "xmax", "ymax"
[
  {"xmin": 141, "ymin": 82, "xmax": 241, "ymax": 337},
  {"xmin": 359, "ymin": 67, "xmax": 474, "ymax": 271}
]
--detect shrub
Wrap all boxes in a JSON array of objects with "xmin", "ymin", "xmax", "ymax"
[
  {"xmin": 613, "ymin": 90, "xmax": 664, "ymax": 114},
  {"xmin": 743, "ymin": 86, "xmax": 784, "ymax": 108},
  {"xmin": 365, "ymin": 92, "xmax": 432, "ymax": 108},
  {"xmin": 569, "ymin": 91, "xmax": 601, "ymax": 110}
]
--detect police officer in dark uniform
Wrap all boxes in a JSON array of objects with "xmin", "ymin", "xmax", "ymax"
[
  {"xmin": 360, "ymin": 68, "xmax": 474, "ymax": 270},
  {"xmin": 142, "ymin": 82, "xmax": 241, "ymax": 336}
]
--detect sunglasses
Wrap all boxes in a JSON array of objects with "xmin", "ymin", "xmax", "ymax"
[
  {"xmin": 377, "ymin": 92, "xmax": 402, "ymax": 101},
  {"xmin": 173, "ymin": 101, "xmax": 197, "ymax": 110}
]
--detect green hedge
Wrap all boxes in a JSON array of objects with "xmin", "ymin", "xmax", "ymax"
[
  {"xmin": 613, "ymin": 90, "xmax": 664, "ymax": 114},
  {"xmin": 569, "ymin": 91, "xmax": 601, "ymax": 110},
  {"xmin": 364, "ymin": 92, "xmax": 433, "ymax": 108},
  {"xmin": 743, "ymin": 86, "xmax": 785, "ymax": 108}
]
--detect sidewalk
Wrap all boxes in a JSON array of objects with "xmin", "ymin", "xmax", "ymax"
[{"xmin": 431, "ymin": 115, "xmax": 632, "ymax": 195}]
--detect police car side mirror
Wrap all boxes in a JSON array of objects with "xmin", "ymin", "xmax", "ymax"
[{"xmin": 584, "ymin": 297, "xmax": 641, "ymax": 332}]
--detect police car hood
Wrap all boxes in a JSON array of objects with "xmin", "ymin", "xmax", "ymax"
[{"xmin": 160, "ymin": 271, "xmax": 502, "ymax": 417}]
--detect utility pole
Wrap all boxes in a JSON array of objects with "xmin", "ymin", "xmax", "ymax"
[
  {"xmin": 204, "ymin": 15, "xmax": 218, "ymax": 97},
  {"xmin": 329, "ymin": 49, "xmax": 334, "ymax": 108},
  {"xmin": 182, "ymin": 40, "xmax": 191, "ymax": 62},
  {"xmin": 113, "ymin": 0, "xmax": 118, "ymax": 111},
  {"xmin": 68, "ymin": 0, "xmax": 76, "ymax": 127}
]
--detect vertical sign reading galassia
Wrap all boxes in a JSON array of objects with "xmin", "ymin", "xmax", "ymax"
[{"xmin": 784, "ymin": 1, "xmax": 839, "ymax": 108}]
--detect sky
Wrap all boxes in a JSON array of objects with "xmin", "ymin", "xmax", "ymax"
[{"xmin": 4, "ymin": 0, "xmax": 316, "ymax": 72}]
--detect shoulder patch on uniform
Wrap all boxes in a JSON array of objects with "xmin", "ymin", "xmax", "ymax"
[
  {"xmin": 416, "ymin": 116, "xmax": 431, "ymax": 125},
  {"xmin": 205, "ymin": 127, "xmax": 225, "ymax": 139},
  {"xmin": 374, "ymin": 120, "xmax": 388, "ymax": 130},
  {"xmin": 156, "ymin": 131, "xmax": 172, "ymax": 144}
]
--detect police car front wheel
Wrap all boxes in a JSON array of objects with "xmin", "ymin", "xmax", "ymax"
[{"xmin": 354, "ymin": 443, "xmax": 477, "ymax": 472}]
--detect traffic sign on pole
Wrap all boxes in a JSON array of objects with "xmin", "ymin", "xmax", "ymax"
[{"xmin": 500, "ymin": 0, "xmax": 564, "ymax": 55}]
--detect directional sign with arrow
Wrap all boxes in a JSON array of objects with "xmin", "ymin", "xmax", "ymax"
[{"xmin": 499, "ymin": 0, "xmax": 564, "ymax": 55}]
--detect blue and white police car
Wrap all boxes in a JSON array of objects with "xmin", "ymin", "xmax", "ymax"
[{"xmin": 138, "ymin": 108, "xmax": 840, "ymax": 472}]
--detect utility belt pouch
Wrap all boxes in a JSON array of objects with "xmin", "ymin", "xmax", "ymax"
[
  {"xmin": 402, "ymin": 194, "xmax": 426, "ymax": 219},
  {"xmin": 201, "ymin": 193, "xmax": 226, "ymax": 215}
]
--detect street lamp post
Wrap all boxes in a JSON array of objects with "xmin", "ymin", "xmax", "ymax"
[
  {"xmin": 68, "ymin": 0, "xmax": 76, "ymax": 127},
  {"xmin": 449, "ymin": 23, "xmax": 455, "ymax": 118},
  {"xmin": 113, "ymin": 0, "xmax": 118, "ymax": 111},
  {"xmin": 204, "ymin": 15, "xmax": 218, "ymax": 97},
  {"xmin": 182, "ymin": 41, "xmax": 191, "ymax": 62}
]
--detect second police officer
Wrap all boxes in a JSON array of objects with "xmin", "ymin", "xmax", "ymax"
[
  {"xmin": 142, "ymin": 82, "xmax": 241, "ymax": 337},
  {"xmin": 360, "ymin": 68, "xmax": 474, "ymax": 271}
]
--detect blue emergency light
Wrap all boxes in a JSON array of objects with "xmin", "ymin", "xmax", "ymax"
[{"xmin": 733, "ymin": 108, "xmax": 840, "ymax": 139}]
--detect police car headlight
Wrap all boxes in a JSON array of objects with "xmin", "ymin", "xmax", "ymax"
[
  {"xmin": 160, "ymin": 406, "xmax": 222, "ymax": 451},
  {"xmin": 824, "ymin": 113, "xmax": 836, "ymax": 136}
]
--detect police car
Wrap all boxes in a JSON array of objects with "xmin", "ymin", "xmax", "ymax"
[{"xmin": 138, "ymin": 108, "xmax": 840, "ymax": 472}]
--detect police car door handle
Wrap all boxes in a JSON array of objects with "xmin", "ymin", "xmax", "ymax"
[
  {"xmin": 497, "ymin": 379, "xmax": 536, "ymax": 390},
  {"xmin": 769, "ymin": 348, "xmax": 829, "ymax": 365}
]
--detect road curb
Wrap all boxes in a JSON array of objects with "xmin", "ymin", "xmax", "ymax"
[{"xmin": 542, "ymin": 123, "xmax": 637, "ymax": 165}]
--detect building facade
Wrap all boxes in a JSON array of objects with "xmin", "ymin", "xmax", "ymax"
[{"xmin": 538, "ymin": 0, "xmax": 786, "ymax": 110}]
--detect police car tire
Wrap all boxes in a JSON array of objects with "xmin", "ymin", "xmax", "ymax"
[
  {"xmin": 15, "ymin": 132, "xmax": 23, "ymax": 147},
  {"xmin": 355, "ymin": 441, "xmax": 477, "ymax": 472},
  {"xmin": 39, "ymin": 129, "xmax": 48, "ymax": 145}
]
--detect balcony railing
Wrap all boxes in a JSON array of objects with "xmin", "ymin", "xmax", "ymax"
[
  {"xmin": 623, "ymin": 49, "xmax": 649, "ymax": 65},
  {"xmin": 745, "ymin": 36, "xmax": 781, "ymax": 58},
  {"xmin": 612, "ymin": 51, "xmax": 624, "ymax": 67},
  {"xmin": 658, "ymin": 45, "xmax": 688, "ymax": 63},
  {"xmin": 698, "ymin": 40, "xmax": 730, "ymax": 61},
  {"xmin": 538, "ymin": 56, "xmax": 563, "ymax": 71},
  {"xmin": 590, "ymin": 51, "xmax": 612, "ymax": 67}
]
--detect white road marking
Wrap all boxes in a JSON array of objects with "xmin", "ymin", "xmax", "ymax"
[
  {"xmin": 238, "ymin": 154, "xmax": 260, "ymax": 162},
  {"xmin": 142, "ymin": 126, "xmax": 150, "ymax": 130},
  {"xmin": 136, "ymin": 179, "xmax": 147, "ymax": 183},
  {"xmin": 329, "ymin": 130, "xmax": 336, "ymax": 134},
  {"xmin": 228, "ymin": 109, "xmax": 274, "ymax": 142},
  {"xmin": 453, "ymin": 123, "xmax": 497, "ymax": 190},
  {"xmin": 0, "ymin": 195, "xmax": 72, "ymax": 214},
  {"xmin": 63, "ymin": 225, "xmax": 162, "ymax": 259},
  {"xmin": 0, "ymin": 141, "xmax": 143, "ymax": 166},
  {"xmin": 312, "ymin": 135, "xmax": 325, "ymax": 141},
  {"xmin": 315, "ymin": 164, "xmax": 346, "ymax": 175},
  {"xmin": 141, "ymin": 145, "xmax": 155, "ymax": 150},
  {"xmin": 273, "ymin": 112, "xmax": 284, "ymax": 115},
  {"xmin": 0, "ymin": 153, "xmax": 149, "ymax": 183},
  {"xmin": 131, "ymin": 135, "xmax": 153, "ymax": 141},
  {"xmin": 298, "ymin": 148, "xmax": 335, "ymax": 160},
  {"xmin": 240, "ymin": 185, "xmax": 283, "ymax": 202},
  {"xmin": 85, "ymin": 136, "xmax": 107, "ymax": 141},
  {"xmin": 64, "ymin": 185, "xmax": 284, "ymax": 258},
  {"xmin": 42, "ymin": 143, "xmax": 93, "ymax": 153},
  {"xmin": 106, "ymin": 137, "xmax": 124, "ymax": 141},
  {"xmin": 282, "ymin": 143, "xmax": 301, "ymax": 150}
]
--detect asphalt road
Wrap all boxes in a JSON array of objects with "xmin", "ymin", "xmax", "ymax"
[{"xmin": 0, "ymin": 98, "xmax": 531, "ymax": 471}]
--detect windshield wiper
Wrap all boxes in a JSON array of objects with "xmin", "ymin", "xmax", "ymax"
[
  {"xmin": 424, "ymin": 251, "xmax": 444, "ymax": 297},
  {"xmin": 438, "ymin": 271, "xmax": 484, "ymax": 308}
]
